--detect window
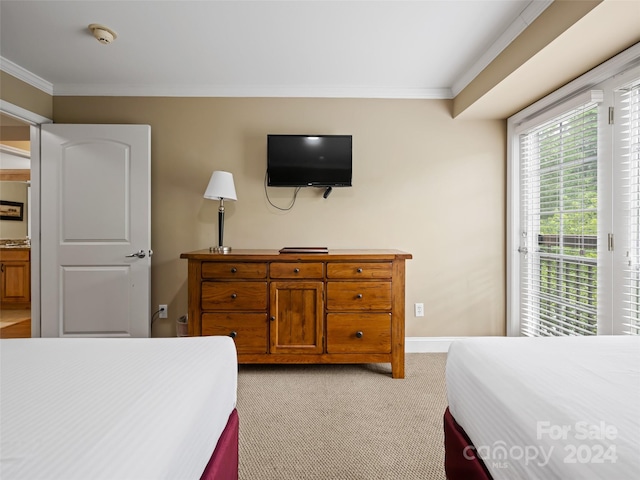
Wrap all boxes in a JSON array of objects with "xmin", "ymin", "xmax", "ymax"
[
  {"xmin": 508, "ymin": 45, "xmax": 640, "ymax": 337},
  {"xmin": 519, "ymin": 99, "xmax": 599, "ymax": 336}
]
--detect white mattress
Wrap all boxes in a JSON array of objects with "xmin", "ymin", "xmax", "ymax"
[
  {"xmin": 0, "ymin": 336, "xmax": 237, "ymax": 480},
  {"xmin": 446, "ymin": 336, "xmax": 640, "ymax": 480}
]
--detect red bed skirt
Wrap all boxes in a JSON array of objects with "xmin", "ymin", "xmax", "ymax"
[
  {"xmin": 200, "ymin": 408, "xmax": 239, "ymax": 480},
  {"xmin": 443, "ymin": 407, "xmax": 492, "ymax": 480}
]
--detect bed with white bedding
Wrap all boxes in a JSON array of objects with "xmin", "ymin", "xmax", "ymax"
[
  {"xmin": 0, "ymin": 336, "xmax": 238, "ymax": 480},
  {"xmin": 444, "ymin": 336, "xmax": 640, "ymax": 480}
]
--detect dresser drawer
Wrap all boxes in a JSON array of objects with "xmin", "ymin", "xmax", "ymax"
[
  {"xmin": 202, "ymin": 313, "xmax": 268, "ymax": 354},
  {"xmin": 270, "ymin": 262, "xmax": 324, "ymax": 279},
  {"xmin": 326, "ymin": 313, "xmax": 391, "ymax": 354},
  {"xmin": 326, "ymin": 262, "xmax": 392, "ymax": 279},
  {"xmin": 202, "ymin": 282, "xmax": 268, "ymax": 310},
  {"xmin": 202, "ymin": 262, "xmax": 267, "ymax": 279},
  {"xmin": 326, "ymin": 281, "xmax": 392, "ymax": 311}
]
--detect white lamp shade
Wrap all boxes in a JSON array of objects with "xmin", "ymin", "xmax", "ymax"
[{"xmin": 204, "ymin": 171, "xmax": 237, "ymax": 201}]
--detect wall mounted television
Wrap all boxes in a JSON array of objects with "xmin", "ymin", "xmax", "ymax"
[{"xmin": 267, "ymin": 134, "xmax": 352, "ymax": 187}]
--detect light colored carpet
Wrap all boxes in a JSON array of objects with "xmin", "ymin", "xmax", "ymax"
[{"xmin": 237, "ymin": 354, "xmax": 448, "ymax": 480}]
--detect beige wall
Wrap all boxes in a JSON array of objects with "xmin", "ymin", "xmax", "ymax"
[
  {"xmin": 0, "ymin": 71, "xmax": 53, "ymax": 120},
  {"xmin": 53, "ymin": 96, "xmax": 506, "ymax": 337}
]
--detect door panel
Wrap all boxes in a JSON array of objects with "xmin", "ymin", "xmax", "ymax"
[
  {"xmin": 41, "ymin": 124, "xmax": 151, "ymax": 337},
  {"xmin": 61, "ymin": 266, "xmax": 131, "ymax": 335},
  {"xmin": 62, "ymin": 141, "xmax": 130, "ymax": 241}
]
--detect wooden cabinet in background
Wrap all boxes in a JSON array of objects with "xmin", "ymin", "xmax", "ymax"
[
  {"xmin": 0, "ymin": 249, "xmax": 30, "ymax": 309},
  {"xmin": 181, "ymin": 249, "xmax": 412, "ymax": 378}
]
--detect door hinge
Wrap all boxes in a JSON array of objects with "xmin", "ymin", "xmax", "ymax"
[
  {"xmin": 608, "ymin": 233, "xmax": 614, "ymax": 251},
  {"xmin": 609, "ymin": 107, "xmax": 614, "ymax": 125}
]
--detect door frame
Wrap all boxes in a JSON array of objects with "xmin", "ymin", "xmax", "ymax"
[{"xmin": 0, "ymin": 99, "xmax": 52, "ymax": 338}]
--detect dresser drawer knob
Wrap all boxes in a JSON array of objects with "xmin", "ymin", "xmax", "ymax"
[
  {"xmin": 357, "ymin": 268, "xmax": 363, "ymax": 273},
  {"xmin": 355, "ymin": 331, "xmax": 363, "ymax": 339},
  {"xmin": 230, "ymin": 267, "xmax": 237, "ymax": 273},
  {"xmin": 229, "ymin": 331, "xmax": 237, "ymax": 338},
  {"xmin": 294, "ymin": 268, "xmax": 300, "ymax": 273},
  {"xmin": 356, "ymin": 293, "xmax": 363, "ymax": 299},
  {"xmin": 231, "ymin": 293, "xmax": 237, "ymax": 299},
  {"xmin": 270, "ymin": 316, "xmax": 276, "ymax": 322}
]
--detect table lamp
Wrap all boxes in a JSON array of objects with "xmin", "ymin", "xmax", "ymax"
[{"xmin": 204, "ymin": 170, "xmax": 237, "ymax": 253}]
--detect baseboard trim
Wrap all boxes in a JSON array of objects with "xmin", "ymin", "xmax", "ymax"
[{"xmin": 405, "ymin": 337, "xmax": 464, "ymax": 353}]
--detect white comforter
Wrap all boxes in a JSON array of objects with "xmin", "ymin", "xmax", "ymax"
[
  {"xmin": 0, "ymin": 336, "xmax": 237, "ymax": 480},
  {"xmin": 446, "ymin": 335, "xmax": 640, "ymax": 480}
]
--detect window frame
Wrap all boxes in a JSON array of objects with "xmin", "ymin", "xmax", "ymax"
[
  {"xmin": 507, "ymin": 43, "xmax": 640, "ymax": 336},
  {"xmin": 608, "ymin": 68, "xmax": 640, "ymax": 335}
]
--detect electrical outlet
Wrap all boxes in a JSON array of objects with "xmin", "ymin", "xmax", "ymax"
[
  {"xmin": 159, "ymin": 304, "xmax": 168, "ymax": 319},
  {"xmin": 414, "ymin": 303, "xmax": 424, "ymax": 317}
]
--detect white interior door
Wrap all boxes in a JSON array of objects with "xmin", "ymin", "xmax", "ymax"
[{"xmin": 40, "ymin": 124, "xmax": 151, "ymax": 337}]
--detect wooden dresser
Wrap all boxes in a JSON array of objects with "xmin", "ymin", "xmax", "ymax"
[{"xmin": 180, "ymin": 249, "xmax": 412, "ymax": 378}]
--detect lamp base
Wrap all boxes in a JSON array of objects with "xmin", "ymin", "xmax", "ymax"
[{"xmin": 209, "ymin": 246, "xmax": 232, "ymax": 254}]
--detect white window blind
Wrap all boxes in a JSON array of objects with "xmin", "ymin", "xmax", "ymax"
[
  {"xmin": 519, "ymin": 101, "xmax": 599, "ymax": 336},
  {"xmin": 620, "ymin": 81, "xmax": 640, "ymax": 335}
]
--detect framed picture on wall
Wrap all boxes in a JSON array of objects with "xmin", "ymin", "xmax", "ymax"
[{"xmin": 0, "ymin": 200, "xmax": 24, "ymax": 221}]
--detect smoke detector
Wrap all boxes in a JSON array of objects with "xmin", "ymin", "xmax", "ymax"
[{"xmin": 88, "ymin": 24, "xmax": 117, "ymax": 44}]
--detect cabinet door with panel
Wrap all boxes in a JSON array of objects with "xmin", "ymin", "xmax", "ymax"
[
  {"xmin": 270, "ymin": 281, "xmax": 323, "ymax": 354},
  {"xmin": 0, "ymin": 249, "xmax": 30, "ymax": 307}
]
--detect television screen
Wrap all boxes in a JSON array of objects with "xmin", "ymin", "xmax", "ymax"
[{"xmin": 267, "ymin": 134, "xmax": 352, "ymax": 187}]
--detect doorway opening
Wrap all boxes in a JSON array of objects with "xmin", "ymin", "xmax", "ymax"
[
  {"xmin": 0, "ymin": 101, "xmax": 51, "ymax": 338},
  {"xmin": 0, "ymin": 112, "xmax": 31, "ymax": 337}
]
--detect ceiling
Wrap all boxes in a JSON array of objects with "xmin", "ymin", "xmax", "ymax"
[{"xmin": 0, "ymin": 0, "xmax": 550, "ymax": 99}]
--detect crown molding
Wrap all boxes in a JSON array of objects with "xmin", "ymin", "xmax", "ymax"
[
  {"xmin": 3, "ymin": 53, "xmax": 451, "ymax": 99},
  {"xmin": 0, "ymin": 53, "xmax": 453, "ymax": 98},
  {"xmin": 451, "ymin": 0, "xmax": 552, "ymax": 97},
  {"xmin": 0, "ymin": 54, "xmax": 453, "ymax": 98},
  {"xmin": 52, "ymin": 83, "xmax": 453, "ymax": 99},
  {"xmin": 0, "ymin": 57, "xmax": 53, "ymax": 96}
]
